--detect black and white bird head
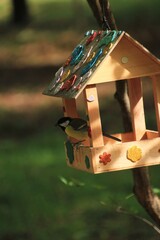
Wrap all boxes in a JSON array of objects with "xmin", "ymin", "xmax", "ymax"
[{"xmin": 55, "ymin": 117, "xmax": 72, "ymax": 131}]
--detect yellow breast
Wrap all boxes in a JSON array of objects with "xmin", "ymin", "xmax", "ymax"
[{"xmin": 65, "ymin": 126, "xmax": 88, "ymax": 141}]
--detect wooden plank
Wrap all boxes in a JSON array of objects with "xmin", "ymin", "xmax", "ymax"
[
  {"xmin": 146, "ymin": 130, "xmax": 159, "ymax": 139},
  {"xmin": 62, "ymin": 98, "xmax": 79, "ymax": 118},
  {"xmin": 120, "ymin": 132, "xmax": 135, "ymax": 142},
  {"xmin": 66, "ymin": 136, "xmax": 160, "ymax": 173},
  {"xmin": 84, "ymin": 85, "xmax": 104, "ymax": 147},
  {"xmin": 128, "ymin": 78, "xmax": 146, "ymax": 140},
  {"xmin": 92, "ymin": 137, "xmax": 160, "ymax": 173},
  {"xmin": 151, "ymin": 75, "xmax": 160, "ymax": 135},
  {"xmin": 65, "ymin": 130, "xmax": 160, "ymax": 173},
  {"xmin": 62, "ymin": 98, "xmax": 80, "ymax": 143}
]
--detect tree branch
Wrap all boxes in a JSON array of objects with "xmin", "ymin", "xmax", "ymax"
[
  {"xmin": 133, "ymin": 167, "xmax": 160, "ymax": 225},
  {"xmin": 87, "ymin": 0, "xmax": 102, "ymax": 26}
]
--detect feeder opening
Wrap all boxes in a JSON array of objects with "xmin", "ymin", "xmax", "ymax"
[
  {"xmin": 142, "ymin": 77, "xmax": 157, "ymax": 131},
  {"xmin": 97, "ymin": 82, "xmax": 123, "ymax": 137}
]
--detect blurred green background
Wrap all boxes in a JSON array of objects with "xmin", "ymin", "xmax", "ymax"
[{"xmin": 0, "ymin": 0, "xmax": 160, "ymax": 239}]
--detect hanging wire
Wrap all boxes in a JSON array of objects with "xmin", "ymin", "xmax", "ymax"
[{"xmin": 101, "ymin": 0, "xmax": 111, "ymax": 30}]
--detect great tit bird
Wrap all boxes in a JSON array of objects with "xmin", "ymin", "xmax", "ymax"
[{"xmin": 56, "ymin": 117, "xmax": 121, "ymax": 142}]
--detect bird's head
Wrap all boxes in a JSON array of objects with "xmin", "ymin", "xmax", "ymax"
[{"xmin": 55, "ymin": 117, "xmax": 72, "ymax": 131}]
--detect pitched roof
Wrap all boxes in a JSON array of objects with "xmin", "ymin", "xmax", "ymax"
[{"xmin": 43, "ymin": 30, "xmax": 160, "ymax": 99}]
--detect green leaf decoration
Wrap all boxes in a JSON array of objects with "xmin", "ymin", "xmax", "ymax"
[
  {"xmin": 85, "ymin": 155, "xmax": 90, "ymax": 169},
  {"xmin": 65, "ymin": 140, "xmax": 74, "ymax": 164}
]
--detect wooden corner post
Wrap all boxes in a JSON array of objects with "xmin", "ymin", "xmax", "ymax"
[
  {"xmin": 128, "ymin": 78, "xmax": 146, "ymax": 140},
  {"xmin": 152, "ymin": 74, "xmax": 160, "ymax": 135},
  {"xmin": 62, "ymin": 98, "xmax": 79, "ymax": 118},
  {"xmin": 84, "ymin": 84, "xmax": 104, "ymax": 147}
]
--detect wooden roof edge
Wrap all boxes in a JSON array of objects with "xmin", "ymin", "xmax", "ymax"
[
  {"xmin": 58, "ymin": 31, "xmax": 126, "ymax": 99},
  {"xmin": 124, "ymin": 32, "xmax": 160, "ymax": 65}
]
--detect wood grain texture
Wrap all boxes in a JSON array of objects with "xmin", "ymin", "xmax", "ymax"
[
  {"xmin": 152, "ymin": 75, "xmax": 160, "ymax": 134},
  {"xmin": 62, "ymin": 98, "xmax": 79, "ymax": 143},
  {"xmin": 128, "ymin": 78, "xmax": 146, "ymax": 140},
  {"xmin": 84, "ymin": 85, "xmax": 104, "ymax": 147},
  {"xmin": 65, "ymin": 131, "xmax": 160, "ymax": 174},
  {"xmin": 62, "ymin": 98, "xmax": 79, "ymax": 118}
]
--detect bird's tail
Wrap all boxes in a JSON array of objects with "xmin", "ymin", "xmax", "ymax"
[
  {"xmin": 103, "ymin": 133, "xmax": 121, "ymax": 142},
  {"xmin": 88, "ymin": 126, "xmax": 121, "ymax": 142}
]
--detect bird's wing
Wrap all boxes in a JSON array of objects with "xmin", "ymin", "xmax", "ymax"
[{"xmin": 70, "ymin": 118, "xmax": 88, "ymax": 131}]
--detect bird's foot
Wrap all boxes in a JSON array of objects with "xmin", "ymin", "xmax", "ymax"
[{"xmin": 72, "ymin": 141, "xmax": 84, "ymax": 149}]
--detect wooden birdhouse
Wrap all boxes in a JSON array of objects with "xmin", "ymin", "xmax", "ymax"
[{"xmin": 43, "ymin": 30, "xmax": 160, "ymax": 174}]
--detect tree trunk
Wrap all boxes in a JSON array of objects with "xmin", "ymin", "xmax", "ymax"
[
  {"xmin": 11, "ymin": 0, "xmax": 29, "ymax": 26},
  {"xmin": 87, "ymin": 0, "xmax": 160, "ymax": 226}
]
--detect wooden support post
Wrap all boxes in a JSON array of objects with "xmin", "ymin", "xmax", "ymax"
[
  {"xmin": 62, "ymin": 98, "xmax": 80, "ymax": 144},
  {"xmin": 151, "ymin": 75, "xmax": 160, "ymax": 135},
  {"xmin": 84, "ymin": 85, "xmax": 104, "ymax": 147},
  {"xmin": 128, "ymin": 78, "xmax": 146, "ymax": 140},
  {"xmin": 62, "ymin": 98, "xmax": 79, "ymax": 118}
]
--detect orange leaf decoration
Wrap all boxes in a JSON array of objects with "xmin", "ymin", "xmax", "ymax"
[{"xmin": 99, "ymin": 152, "xmax": 111, "ymax": 165}]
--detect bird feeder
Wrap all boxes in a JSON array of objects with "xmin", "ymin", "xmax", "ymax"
[{"xmin": 43, "ymin": 30, "xmax": 160, "ymax": 174}]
